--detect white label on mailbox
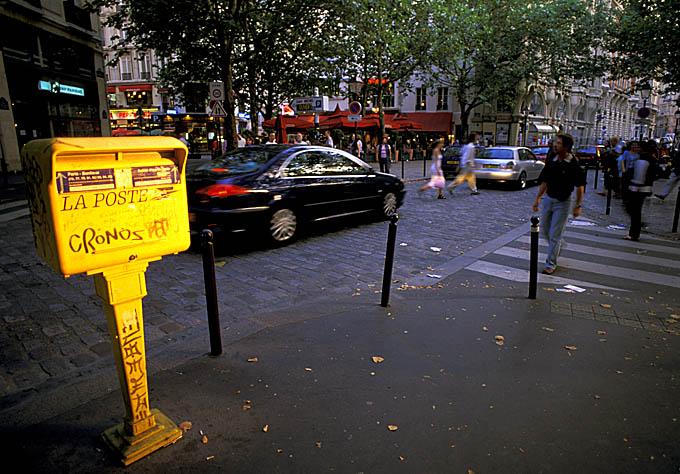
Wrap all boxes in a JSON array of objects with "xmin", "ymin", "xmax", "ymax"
[
  {"xmin": 56, "ymin": 169, "xmax": 116, "ymax": 194},
  {"xmin": 132, "ymin": 165, "xmax": 180, "ymax": 187},
  {"xmin": 115, "ymin": 168, "xmax": 133, "ymax": 188}
]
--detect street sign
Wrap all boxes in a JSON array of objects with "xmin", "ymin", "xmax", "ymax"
[
  {"xmin": 348, "ymin": 114, "xmax": 361, "ymax": 122},
  {"xmin": 209, "ymin": 82, "xmax": 224, "ymax": 101},
  {"xmin": 349, "ymin": 101, "xmax": 362, "ymax": 115},
  {"xmin": 291, "ymin": 96, "xmax": 329, "ymax": 115},
  {"xmin": 638, "ymin": 107, "xmax": 650, "ymax": 119},
  {"xmin": 210, "ymin": 100, "xmax": 226, "ymax": 117}
]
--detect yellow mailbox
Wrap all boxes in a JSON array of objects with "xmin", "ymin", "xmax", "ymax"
[{"xmin": 21, "ymin": 137, "xmax": 191, "ymax": 465}]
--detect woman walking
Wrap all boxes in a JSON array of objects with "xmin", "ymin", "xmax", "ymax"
[
  {"xmin": 624, "ymin": 140, "xmax": 657, "ymax": 241},
  {"xmin": 419, "ymin": 140, "xmax": 446, "ymax": 199}
]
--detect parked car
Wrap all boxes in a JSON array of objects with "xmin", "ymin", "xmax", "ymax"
[
  {"xmin": 573, "ymin": 145, "xmax": 603, "ymax": 168},
  {"xmin": 186, "ymin": 145, "xmax": 406, "ymax": 244},
  {"xmin": 473, "ymin": 146, "xmax": 544, "ymax": 189},
  {"xmin": 529, "ymin": 145, "xmax": 551, "ymax": 161},
  {"xmin": 441, "ymin": 145, "xmax": 485, "ymax": 179}
]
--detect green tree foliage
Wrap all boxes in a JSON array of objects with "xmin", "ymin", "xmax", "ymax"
[
  {"xmin": 325, "ymin": 0, "xmax": 433, "ymax": 138},
  {"xmin": 609, "ymin": 0, "xmax": 680, "ymax": 96},
  {"xmin": 426, "ymin": 0, "xmax": 611, "ymax": 138}
]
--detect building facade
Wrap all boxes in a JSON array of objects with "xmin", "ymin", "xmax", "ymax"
[{"xmin": 0, "ymin": 0, "xmax": 109, "ymax": 171}]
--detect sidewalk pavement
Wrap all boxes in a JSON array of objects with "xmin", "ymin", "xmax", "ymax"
[{"xmin": 2, "ymin": 252, "xmax": 678, "ymax": 473}]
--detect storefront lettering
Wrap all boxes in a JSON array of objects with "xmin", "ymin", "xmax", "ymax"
[{"xmin": 68, "ymin": 227, "xmax": 144, "ymax": 253}]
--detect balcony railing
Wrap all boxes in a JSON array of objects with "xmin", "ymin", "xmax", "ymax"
[{"xmin": 63, "ymin": 1, "xmax": 92, "ymax": 31}]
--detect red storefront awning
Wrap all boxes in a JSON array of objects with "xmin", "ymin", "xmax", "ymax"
[
  {"xmin": 118, "ymin": 84, "xmax": 153, "ymax": 92},
  {"xmin": 107, "ymin": 86, "xmax": 116, "ymax": 93}
]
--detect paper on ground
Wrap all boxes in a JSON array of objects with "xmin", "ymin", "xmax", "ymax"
[{"xmin": 564, "ymin": 284, "xmax": 586, "ymax": 293}]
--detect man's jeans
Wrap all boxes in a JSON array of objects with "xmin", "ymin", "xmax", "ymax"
[
  {"xmin": 657, "ymin": 172, "xmax": 679, "ymax": 198},
  {"xmin": 541, "ymin": 196, "xmax": 571, "ymax": 270}
]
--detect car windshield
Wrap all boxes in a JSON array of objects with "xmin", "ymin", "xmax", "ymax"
[
  {"xmin": 578, "ymin": 147, "xmax": 596, "ymax": 153},
  {"xmin": 196, "ymin": 147, "xmax": 279, "ymax": 177},
  {"xmin": 478, "ymin": 149, "xmax": 513, "ymax": 160},
  {"xmin": 532, "ymin": 147, "xmax": 550, "ymax": 154}
]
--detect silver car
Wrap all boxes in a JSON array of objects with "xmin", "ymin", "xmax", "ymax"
[{"xmin": 473, "ymin": 146, "xmax": 544, "ymax": 189}]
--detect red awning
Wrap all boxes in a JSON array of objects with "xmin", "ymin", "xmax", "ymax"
[
  {"xmin": 405, "ymin": 112, "xmax": 453, "ymax": 134},
  {"xmin": 107, "ymin": 86, "xmax": 116, "ymax": 93},
  {"xmin": 119, "ymin": 84, "xmax": 153, "ymax": 92}
]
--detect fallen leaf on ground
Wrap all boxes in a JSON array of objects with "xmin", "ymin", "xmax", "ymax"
[
  {"xmin": 671, "ymin": 314, "xmax": 680, "ymax": 320},
  {"xmin": 597, "ymin": 330, "xmax": 607, "ymax": 335},
  {"xmin": 542, "ymin": 327, "xmax": 555, "ymax": 332},
  {"xmin": 388, "ymin": 425, "xmax": 398, "ymax": 431},
  {"xmin": 247, "ymin": 357, "xmax": 258, "ymax": 362},
  {"xmin": 202, "ymin": 435, "xmax": 208, "ymax": 444},
  {"xmin": 316, "ymin": 442, "xmax": 322, "ymax": 448},
  {"xmin": 206, "ymin": 456, "xmax": 215, "ymax": 460},
  {"xmin": 179, "ymin": 421, "xmax": 192, "ymax": 432},
  {"xmin": 482, "ymin": 326, "xmax": 488, "ymax": 332},
  {"xmin": 565, "ymin": 346, "xmax": 578, "ymax": 350},
  {"xmin": 593, "ymin": 394, "xmax": 601, "ymax": 399},
  {"xmin": 305, "ymin": 367, "xmax": 313, "ymax": 371},
  {"xmin": 600, "ymin": 304, "xmax": 612, "ymax": 308},
  {"xmin": 262, "ymin": 425, "xmax": 269, "ymax": 432},
  {"xmin": 495, "ymin": 335, "xmax": 505, "ymax": 346},
  {"xmin": 372, "ymin": 356, "xmax": 385, "ymax": 363},
  {"xmin": 399, "ymin": 456, "xmax": 405, "ymax": 461}
]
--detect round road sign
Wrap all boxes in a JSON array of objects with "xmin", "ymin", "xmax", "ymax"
[
  {"xmin": 349, "ymin": 101, "xmax": 362, "ymax": 115},
  {"xmin": 637, "ymin": 107, "xmax": 650, "ymax": 119}
]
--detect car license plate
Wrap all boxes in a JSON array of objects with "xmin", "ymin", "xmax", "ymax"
[
  {"xmin": 483, "ymin": 164, "xmax": 498, "ymax": 169},
  {"xmin": 189, "ymin": 212, "xmax": 196, "ymax": 222},
  {"xmin": 447, "ymin": 160, "xmax": 459, "ymax": 165}
]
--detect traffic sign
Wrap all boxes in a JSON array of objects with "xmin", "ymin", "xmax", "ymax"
[
  {"xmin": 210, "ymin": 100, "xmax": 227, "ymax": 117},
  {"xmin": 637, "ymin": 107, "xmax": 650, "ymax": 119},
  {"xmin": 348, "ymin": 114, "xmax": 361, "ymax": 122},
  {"xmin": 291, "ymin": 96, "xmax": 329, "ymax": 115},
  {"xmin": 349, "ymin": 101, "xmax": 362, "ymax": 115},
  {"xmin": 209, "ymin": 82, "xmax": 224, "ymax": 101}
]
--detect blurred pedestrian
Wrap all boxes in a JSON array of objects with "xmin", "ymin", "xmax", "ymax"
[
  {"xmin": 532, "ymin": 133, "xmax": 586, "ymax": 274},
  {"xmin": 418, "ymin": 140, "xmax": 446, "ymax": 199},
  {"xmin": 598, "ymin": 137, "xmax": 621, "ymax": 197},
  {"xmin": 265, "ymin": 132, "xmax": 277, "ymax": 144},
  {"xmin": 245, "ymin": 136, "xmax": 255, "ymax": 146},
  {"xmin": 447, "ymin": 133, "xmax": 480, "ymax": 196},
  {"xmin": 294, "ymin": 132, "xmax": 308, "ymax": 145},
  {"xmin": 655, "ymin": 148, "xmax": 679, "ymax": 200},
  {"xmin": 324, "ymin": 130, "xmax": 334, "ymax": 148},
  {"xmin": 624, "ymin": 140, "xmax": 657, "ymax": 241},
  {"xmin": 620, "ymin": 140, "xmax": 640, "ymax": 200},
  {"xmin": 376, "ymin": 136, "xmax": 392, "ymax": 173},
  {"xmin": 349, "ymin": 133, "xmax": 363, "ymax": 158}
]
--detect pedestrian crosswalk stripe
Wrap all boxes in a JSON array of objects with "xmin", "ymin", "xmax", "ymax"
[
  {"xmin": 563, "ymin": 230, "xmax": 680, "ymax": 255},
  {"xmin": 493, "ymin": 246, "xmax": 680, "ymax": 288},
  {"xmin": 516, "ymin": 235, "xmax": 680, "ymax": 269},
  {"xmin": 465, "ymin": 260, "xmax": 626, "ymax": 291},
  {"xmin": 0, "ymin": 200, "xmax": 27, "ymax": 211},
  {"xmin": 567, "ymin": 224, "xmax": 672, "ymax": 243},
  {"xmin": 0, "ymin": 208, "xmax": 29, "ymax": 223}
]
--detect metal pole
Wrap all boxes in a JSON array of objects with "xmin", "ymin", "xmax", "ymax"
[
  {"xmin": 201, "ymin": 229, "xmax": 222, "ymax": 356},
  {"xmin": 593, "ymin": 163, "xmax": 599, "ymax": 190},
  {"xmin": 380, "ymin": 213, "xmax": 399, "ymax": 307},
  {"xmin": 606, "ymin": 184, "xmax": 612, "ymax": 215},
  {"xmin": 673, "ymin": 188, "xmax": 680, "ymax": 233},
  {"xmin": 401, "ymin": 155, "xmax": 405, "ymax": 179},
  {"xmin": 528, "ymin": 216, "xmax": 539, "ymax": 299}
]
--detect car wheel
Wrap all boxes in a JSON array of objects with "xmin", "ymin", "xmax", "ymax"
[
  {"xmin": 269, "ymin": 208, "xmax": 297, "ymax": 243},
  {"xmin": 381, "ymin": 192, "xmax": 398, "ymax": 218},
  {"xmin": 517, "ymin": 172, "xmax": 527, "ymax": 190}
]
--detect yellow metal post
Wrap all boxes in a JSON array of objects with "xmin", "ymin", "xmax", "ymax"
[{"xmin": 95, "ymin": 260, "xmax": 181, "ymax": 465}]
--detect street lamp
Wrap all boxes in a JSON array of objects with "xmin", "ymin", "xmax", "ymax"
[{"xmin": 640, "ymin": 82, "xmax": 652, "ymax": 107}]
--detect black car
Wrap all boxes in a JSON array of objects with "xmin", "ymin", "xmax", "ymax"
[
  {"xmin": 187, "ymin": 145, "xmax": 406, "ymax": 244},
  {"xmin": 441, "ymin": 145, "xmax": 484, "ymax": 179}
]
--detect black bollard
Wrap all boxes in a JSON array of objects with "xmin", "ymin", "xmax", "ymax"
[
  {"xmin": 381, "ymin": 213, "xmax": 399, "ymax": 307},
  {"xmin": 606, "ymin": 185, "xmax": 612, "ymax": 215},
  {"xmin": 673, "ymin": 189, "xmax": 680, "ymax": 233},
  {"xmin": 528, "ymin": 216, "xmax": 539, "ymax": 299},
  {"xmin": 593, "ymin": 164, "xmax": 598, "ymax": 190},
  {"xmin": 201, "ymin": 229, "xmax": 222, "ymax": 356},
  {"xmin": 423, "ymin": 153, "xmax": 427, "ymax": 177},
  {"xmin": 401, "ymin": 157, "xmax": 405, "ymax": 179}
]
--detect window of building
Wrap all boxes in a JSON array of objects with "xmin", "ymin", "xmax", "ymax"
[
  {"xmin": 120, "ymin": 56, "xmax": 132, "ymax": 80},
  {"xmin": 382, "ymin": 83, "xmax": 395, "ymax": 108},
  {"xmin": 437, "ymin": 87, "xmax": 449, "ymax": 110},
  {"xmin": 416, "ymin": 87, "xmax": 427, "ymax": 111},
  {"xmin": 139, "ymin": 55, "xmax": 151, "ymax": 80}
]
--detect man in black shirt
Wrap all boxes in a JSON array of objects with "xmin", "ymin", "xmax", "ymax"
[{"xmin": 532, "ymin": 133, "xmax": 586, "ymax": 274}]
